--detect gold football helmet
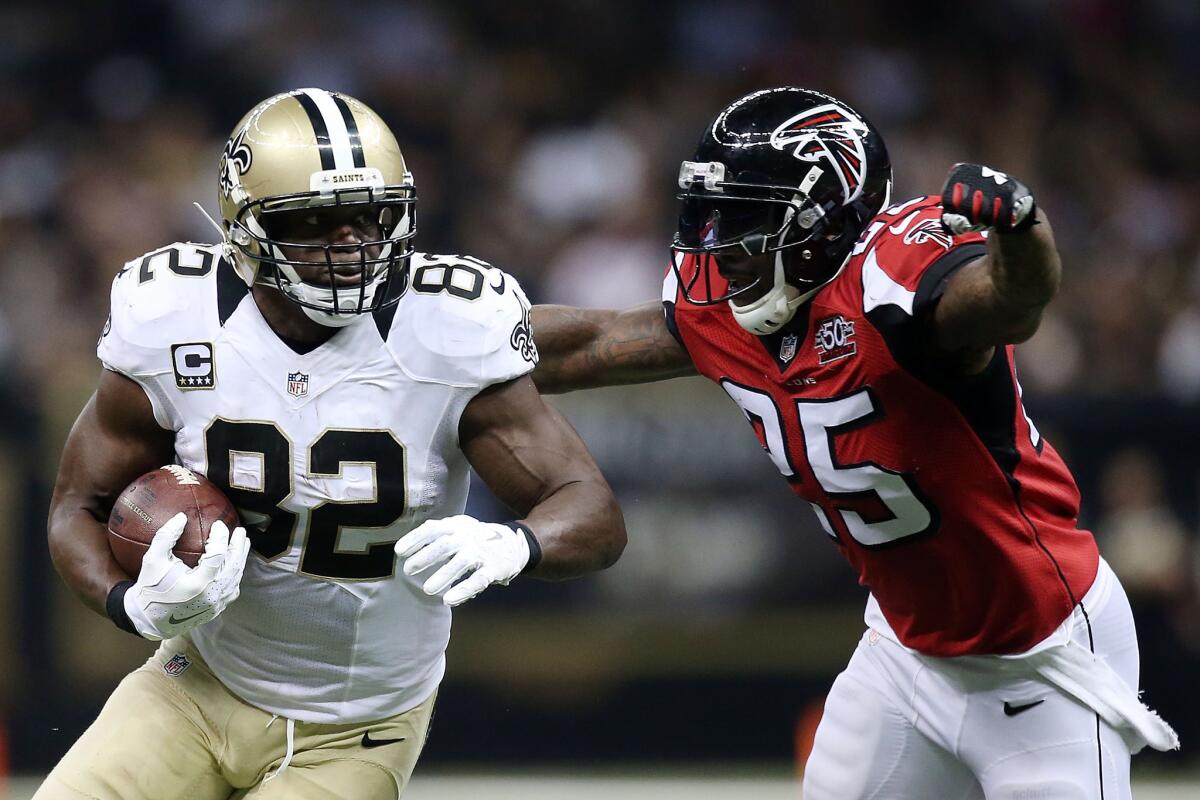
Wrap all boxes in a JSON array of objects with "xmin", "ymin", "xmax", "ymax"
[{"xmin": 217, "ymin": 88, "xmax": 417, "ymax": 326}]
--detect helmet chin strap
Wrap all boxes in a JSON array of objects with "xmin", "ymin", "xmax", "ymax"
[
  {"xmin": 255, "ymin": 224, "xmax": 385, "ymax": 328},
  {"xmin": 729, "ymin": 197, "xmax": 812, "ymax": 336},
  {"xmin": 300, "ymin": 304, "xmax": 362, "ymax": 328},
  {"xmin": 729, "ymin": 247, "xmax": 850, "ymax": 336},
  {"xmin": 276, "ymin": 254, "xmax": 379, "ymax": 329},
  {"xmin": 730, "ymin": 250, "xmax": 806, "ymax": 335}
]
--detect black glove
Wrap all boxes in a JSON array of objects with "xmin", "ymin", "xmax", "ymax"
[{"xmin": 941, "ymin": 163, "xmax": 1037, "ymax": 235}]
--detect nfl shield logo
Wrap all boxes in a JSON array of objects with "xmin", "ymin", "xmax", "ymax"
[
  {"xmin": 779, "ymin": 333, "xmax": 799, "ymax": 364},
  {"xmin": 163, "ymin": 654, "xmax": 191, "ymax": 677},
  {"xmin": 287, "ymin": 372, "xmax": 309, "ymax": 398}
]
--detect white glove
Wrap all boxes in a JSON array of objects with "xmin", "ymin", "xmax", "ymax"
[
  {"xmin": 395, "ymin": 515, "xmax": 533, "ymax": 606},
  {"xmin": 123, "ymin": 512, "xmax": 250, "ymax": 641}
]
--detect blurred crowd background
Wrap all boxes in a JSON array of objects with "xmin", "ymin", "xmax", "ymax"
[{"xmin": 1, "ymin": 0, "xmax": 1199, "ymax": 779}]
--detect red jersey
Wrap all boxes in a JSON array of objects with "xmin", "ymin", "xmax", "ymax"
[{"xmin": 664, "ymin": 196, "xmax": 1099, "ymax": 657}]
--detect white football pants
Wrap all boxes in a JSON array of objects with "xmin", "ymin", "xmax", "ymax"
[{"xmin": 803, "ymin": 561, "xmax": 1141, "ymax": 800}]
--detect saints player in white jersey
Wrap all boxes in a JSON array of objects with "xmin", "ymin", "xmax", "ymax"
[{"xmin": 40, "ymin": 89, "xmax": 626, "ymax": 800}]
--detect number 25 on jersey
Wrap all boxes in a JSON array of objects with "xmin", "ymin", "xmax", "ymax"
[{"xmin": 721, "ymin": 381, "xmax": 937, "ymax": 548}]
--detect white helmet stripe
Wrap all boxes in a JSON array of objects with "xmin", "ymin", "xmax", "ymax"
[{"xmin": 298, "ymin": 88, "xmax": 357, "ymax": 171}]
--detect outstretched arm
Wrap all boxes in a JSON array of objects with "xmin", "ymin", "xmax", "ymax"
[
  {"xmin": 531, "ymin": 302, "xmax": 696, "ymax": 394},
  {"xmin": 929, "ymin": 164, "xmax": 1062, "ymax": 373}
]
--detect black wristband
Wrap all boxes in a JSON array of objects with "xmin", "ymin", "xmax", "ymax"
[
  {"xmin": 506, "ymin": 522, "xmax": 542, "ymax": 574},
  {"xmin": 106, "ymin": 580, "xmax": 142, "ymax": 637}
]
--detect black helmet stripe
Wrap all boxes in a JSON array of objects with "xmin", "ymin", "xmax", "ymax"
[
  {"xmin": 331, "ymin": 94, "xmax": 366, "ymax": 169},
  {"xmin": 295, "ymin": 88, "xmax": 360, "ymax": 171},
  {"xmin": 294, "ymin": 90, "xmax": 336, "ymax": 170}
]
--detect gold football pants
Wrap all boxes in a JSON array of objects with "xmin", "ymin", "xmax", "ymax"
[{"xmin": 34, "ymin": 635, "xmax": 436, "ymax": 800}]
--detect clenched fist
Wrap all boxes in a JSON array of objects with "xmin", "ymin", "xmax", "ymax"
[{"xmin": 941, "ymin": 163, "xmax": 1037, "ymax": 235}]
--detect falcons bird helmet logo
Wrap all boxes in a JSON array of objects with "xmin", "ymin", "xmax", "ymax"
[{"xmin": 769, "ymin": 103, "xmax": 870, "ymax": 203}]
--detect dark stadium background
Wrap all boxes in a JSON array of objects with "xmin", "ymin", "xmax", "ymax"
[{"xmin": 2, "ymin": 0, "xmax": 1198, "ymax": 788}]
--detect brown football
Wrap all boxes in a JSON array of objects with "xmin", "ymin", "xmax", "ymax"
[{"xmin": 107, "ymin": 465, "xmax": 240, "ymax": 577}]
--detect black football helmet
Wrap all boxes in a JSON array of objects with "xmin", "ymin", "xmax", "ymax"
[{"xmin": 672, "ymin": 87, "xmax": 892, "ymax": 333}]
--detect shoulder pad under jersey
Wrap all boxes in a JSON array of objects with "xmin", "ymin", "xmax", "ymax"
[
  {"xmin": 97, "ymin": 242, "xmax": 227, "ymax": 378},
  {"xmin": 383, "ymin": 253, "xmax": 538, "ymax": 389},
  {"xmin": 853, "ymin": 196, "xmax": 987, "ymax": 318}
]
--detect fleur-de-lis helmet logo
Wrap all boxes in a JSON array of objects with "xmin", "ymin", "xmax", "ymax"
[{"xmin": 219, "ymin": 127, "xmax": 253, "ymax": 198}]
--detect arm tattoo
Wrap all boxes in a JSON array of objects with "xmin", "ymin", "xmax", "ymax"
[{"xmin": 531, "ymin": 304, "xmax": 694, "ymax": 393}]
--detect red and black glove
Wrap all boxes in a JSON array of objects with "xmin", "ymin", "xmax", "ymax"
[{"xmin": 941, "ymin": 163, "xmax": 1037, "ymax": 235}]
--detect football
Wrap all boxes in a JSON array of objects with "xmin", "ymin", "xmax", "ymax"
[{"xmin": 107, "ymin": 465, "xmax": 240, "ymax": 577}]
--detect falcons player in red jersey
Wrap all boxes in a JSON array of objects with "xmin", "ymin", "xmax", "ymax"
[{"xmin": 531, "ymin": 88, "xmax": 1177, "ymax": 799}]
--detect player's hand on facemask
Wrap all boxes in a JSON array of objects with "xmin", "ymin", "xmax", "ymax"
[
  {"xmin": 941, "ymin": 163, "xmax": 1037, "ymax": 235},
  {"xmin": 123, "ymin": 513, "xmax": 251, "ymax": 641},
  {"xmin": 395, "ymin": 515, "xmax": 537, "ymax": 606}
]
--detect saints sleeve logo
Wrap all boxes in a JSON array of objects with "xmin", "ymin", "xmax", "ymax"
[
  {"xmin": 218, "ymin": 127, "xmax": 253, "ymax": 198},
  {"xmin": 97, "ymin": 313, "xmax": 112, "ymax": 347},
  {"xmin": 770, "ymin": 104, "xmax": 869, "ymax": 202},
  {"xmin": 509, "ymin": 302, "xmax": 538, "ymax": 364}
]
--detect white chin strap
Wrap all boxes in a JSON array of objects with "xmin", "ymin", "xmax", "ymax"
[
  {"xmin": 273, "ymin": 255, "xmax": 383, "ymax": 328},
  {"xmin": 730, "ymin": 251, "xmax": 805, "ymax": 335},
  {"xmin": 299, "ymin": 302, "xmax": 364, "ymax": 328},
  {"xmin": 234, "ymin": 210, "xmax": 400, "ymax": 329},
  {"xmin": 267, "ymin": 237, "xmax": 396, "ymax": 329},
  {"xmin": 730, "ymin": 248, "xmax": 853, "ymax": 336}
]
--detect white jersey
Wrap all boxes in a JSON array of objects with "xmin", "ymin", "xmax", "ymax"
[{"xmin": 98, "ymin": 242, "xmax": 538, "ymax": 723}]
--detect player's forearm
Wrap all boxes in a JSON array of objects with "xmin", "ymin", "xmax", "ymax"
[
  {"xmin": 459, "ymin": 378, "xmax": 628, "ymax": 581},
  {"xmin": 520, "ymin": 478, "xmax": 626, "ymax": 580},
  {"xmin": 936, "ymin": 211, "xmax": 1062, "ymax": 353},
  {"xmin": 530, "ymin": 305, "xmax": 613, "ymax": 393},
  {"xmin": 47, "ymin": 496, "xmax": 129, "ymax": 616},
  {"xmin": 987, "ymin": 209, "xmax": 1061, "ymax": 317},
  {"xmin": 530, "ymin": 303, "xmax": 695, "ymax": 393}
]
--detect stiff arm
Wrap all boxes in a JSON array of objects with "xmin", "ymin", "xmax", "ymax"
[{"xmin": 530, "ymin": 302, "xmax": 696, "ymax": 394}]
